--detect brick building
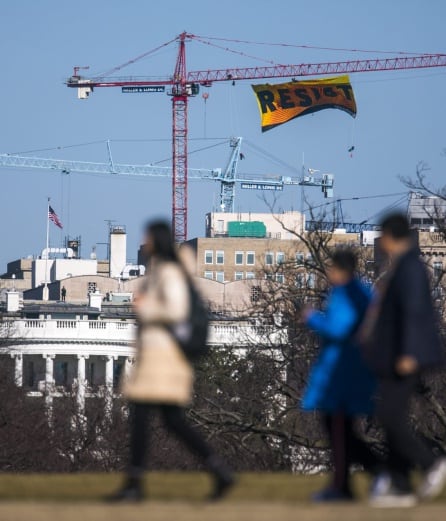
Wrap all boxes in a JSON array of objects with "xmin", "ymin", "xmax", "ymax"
[{"xmin": 186, "ymin": 232, "xmax": 360, "ymax": 284}]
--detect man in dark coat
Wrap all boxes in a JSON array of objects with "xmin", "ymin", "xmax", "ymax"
[{"xmin": 367, "ymin": 213, "xmax": 446, "ymax": 508}]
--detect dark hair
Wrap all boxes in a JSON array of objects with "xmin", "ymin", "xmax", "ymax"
[
  {"xmin": 380, "ymin": 212, "xmax": 411, "ymax": 239},
  {"xmin": 145, "ymin": 219, "xmax": 179, "ymax": 262},
  {"xmin": 330, "ymin": 248, "xmax": 357, "ymax": 275}
]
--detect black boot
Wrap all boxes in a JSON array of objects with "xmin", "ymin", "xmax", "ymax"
[
  {"xmin": 206, "ymin": 455, "xmax": 235, "ymax": 501},
  {"xmin": 105, "ymin": 475, "xmax": 144, "ymax": 503}
]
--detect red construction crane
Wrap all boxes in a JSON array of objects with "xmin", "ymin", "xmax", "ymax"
[{"xmin": 66, "ymin": 32, "xmax": 446, "ymax": 242}]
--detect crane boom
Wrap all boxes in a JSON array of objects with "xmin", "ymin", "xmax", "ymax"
[
  {"xmin": 67, "ymin": 53, "xmax": 446, "ymax": 89},
  {"xmin": 0, "ymin": 147, "xmax": 333, "ymax": 200},
  {"xmin": 0, "ymin": 153, "xmax": 220, "ymax": 178},
  {"xmin": 187, "ymin": 54, "xmax": 446, "ymax": 83}
]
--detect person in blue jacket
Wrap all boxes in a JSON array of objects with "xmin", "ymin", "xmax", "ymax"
[{"xmin": 302, "ymin": 248, "xmax": 377, "ymax": 502}]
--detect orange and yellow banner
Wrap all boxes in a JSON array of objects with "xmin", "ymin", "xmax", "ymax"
[{"xmin": 252, "ymin": 75, "xmax": 356, "ymax": 132}]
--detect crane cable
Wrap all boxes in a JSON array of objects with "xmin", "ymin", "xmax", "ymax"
[
  {"xmin": 192, "ymin": 36, "xmax": 283, "ymax": 66},
  {"xmin": 91, "ymin": 37, "xmax": 178, "ymax": 79},
  {"xmin": 311, "ymin": 192, "xmax": 409, "ymax": 211},
  {"xmin": 148, "ymin": 139, "xmax": 230, "ymax": 166},
  {"xmin": 8, "ymin": 137, "xmax": 229, "ymax": 156},
  {"xmin": 193, "ymin": 35, "xmax": 436, "ymax": 57},
  {"xmin": 244, "ymin": 140, "xmax": 301, "ymax": 175}
]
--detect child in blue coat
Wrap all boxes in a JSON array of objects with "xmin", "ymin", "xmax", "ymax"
[{"xmin": 302, "ymin": 248, "xmax": 377, "ymax": 502}]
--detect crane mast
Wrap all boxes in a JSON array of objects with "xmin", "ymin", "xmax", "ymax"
[
  {"xmin": 170, "ymin": 33, "xmax": 189, "ymax": 242},
  {"xmin": 219, "ymin": 137, "xmax": 243, "ymax": 212}
]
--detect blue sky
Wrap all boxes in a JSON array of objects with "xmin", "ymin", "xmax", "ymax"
[{"xmin": 1, "ymin": 0, "xmax": 445, "ymax": 270}]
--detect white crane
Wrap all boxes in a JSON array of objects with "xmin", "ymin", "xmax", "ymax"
[{"xmin": 0, "ymin": 138, "xmax": 334, "ymax": 213}]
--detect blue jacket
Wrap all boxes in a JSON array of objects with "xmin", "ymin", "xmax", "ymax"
[{"xmin": 302, "ymin": 279, "xmax": 376, "ymax": 415}]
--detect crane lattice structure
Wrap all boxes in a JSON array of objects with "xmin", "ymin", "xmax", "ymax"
[
  {"xmin": 0, "ymin": 137, "xmax": 334, "ymax": 211},
  {"xmin": 66, "ymin": 32, "xmax": 446, "ymax": 241}
]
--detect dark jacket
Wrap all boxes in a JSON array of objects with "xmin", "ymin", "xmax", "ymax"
[
  {"xmin": 302, "ymin": 278, "xmax": 376, "ymax": 415},
  {"xmin": 368, "ymin": 247, "xmax": 443, "ymax": 378}
]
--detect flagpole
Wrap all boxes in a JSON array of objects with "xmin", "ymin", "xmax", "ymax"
[{"xmin": 43, "ymin": 197, "xmax": 50, "ymax": 301}]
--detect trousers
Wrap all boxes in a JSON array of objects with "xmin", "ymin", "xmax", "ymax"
[
  {"xmin": 324, "ymin": 413, "xmax": 378, "ymax": 494},
  {"xmin": 375, "ymin": 374, "xmax": 435, "ymax": 490},
  {"xmin": 129, "ymin": 402, "xmax": 213, "ymax": 473}
]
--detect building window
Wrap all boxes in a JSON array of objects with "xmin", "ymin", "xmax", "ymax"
[
  {"xmin": 114, "ymin": 360, "xmax": 124, "ymax": 388},
  {"xmin": 235, "ymin": 272, "xmax": 244, "ymax": 281},
  {"xmin": 88, "ymin": 362, "xmax": 96, "ymax": 386},
  {"xmin": 277, "ymin": 252, "xmax": 285, "ymax": 265},
  {"xmin": 246, "ymin": 272, "xmax": 255, "ymax": 280},
  {"xmin": 246, "ymin": 251, "xmax": 255, "ymax": 265},
  {"xmin": 216, "ymin": 219, "xmax": 225, "ymax": 233},
  {"xmin": 265, "ymin": 273, "xmax": 273, "ymax": 281},
  {"xmin": 204, "ymin": 271, "xmax": 213, "ymax": 280},
  {"xmin": 88, "ymin": 282, "xmax": 97, "ymax": 294},
  {"xmin": 276, "ymin": 273, "xmax": 285, "ymax": 284},
  {"xmin": 235, "ymin": 251, "xmax": 244, "ymax": 265},
  {"xmin": 216, "ymin": 271, "xmax": 225, "ymax": 283},
  {"xmin": 205, "ymin": 250, "xmax": 213, "ymax": 264},
  {"xmin": 251, "ymin": 286, "xmax": 261, "ymax": 303},
  {"xmin": 296, "ymin": 252, "xmax": 304, "ymax": 265},
  {"xmin": 55, "ymin": 361, "xmax": 68, "ymax": 386},
  {"xmin": 433, "ymin": 261, "xmax": 443, "ymax": 279},
  {"xmin": 25, "ymin": 361, "xmax": 35, "ymax": 388},
  {"xmin": 307, "ymin": 272, "xmax": 316, "ymax": 289},
  {"xmin": 296, "ymin": 273, "xmax": 305, "ymax": 288},
  {"xmin": 216, "ymin": 250, "xmax": 225, "ymax": 265},
  {"xmin": 265, "ymin": 252, "xmax": 274, "ymax": 265}
]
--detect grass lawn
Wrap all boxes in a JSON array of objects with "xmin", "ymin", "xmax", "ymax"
[{"xmin": 0, "ymin": 472, "xmax": 445, "ymax": 521}]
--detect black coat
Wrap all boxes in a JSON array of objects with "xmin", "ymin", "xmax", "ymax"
[{"xmin": 369, "ymin": 247, "xmax": 443, "ymax": 377}]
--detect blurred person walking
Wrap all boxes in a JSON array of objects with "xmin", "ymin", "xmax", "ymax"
[
  {"xmin": 366, "ymin": 213, "xmax": 446, "ymax": 508},
  {"xmin": 109, "ymin": 220, "xmax": 233, "ymax": 502},
  {"xmin": 302, "ymin": 248, "xmax": 377, "ymax": 502}
]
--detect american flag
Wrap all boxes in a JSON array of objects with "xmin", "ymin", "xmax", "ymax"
[{"xmin": 48, "ymin": 205, "xmax": 63, "ymax": 229}]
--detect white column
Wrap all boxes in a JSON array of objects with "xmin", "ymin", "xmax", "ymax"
[
  {"xmin": 76, "ymin": 355, "xmax": 88, "ymax": 412},
  {"xmin": 43, "ymin": 354, "xmax": 55, "ymax": 424},
  {"xmin": 44, "ymin": 354, "xmax": 55, "ymax": 393},
  {"xmin": 11, "ymin": 354, "xmax": 23, "ymax": 387},
  {"xmin": 124, "ymin": 356, "xmax": 135, "ymax": 381},
  {"xmin": 104, "ymin": 355, "xmax": 115, "ymax": 419},
  {"xmin": 105, "ymin": 356, "xmax": 114, "ymax": 391}
]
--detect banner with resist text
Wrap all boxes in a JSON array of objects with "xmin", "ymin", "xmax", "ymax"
[{"xmin": 252, "ymin": 75, "xmax": 356, "ymax": 132}]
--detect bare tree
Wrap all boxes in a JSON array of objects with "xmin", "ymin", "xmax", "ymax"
[{"xmin": 187, "ymin": 200, "xmax": 379, "ymax": 472}]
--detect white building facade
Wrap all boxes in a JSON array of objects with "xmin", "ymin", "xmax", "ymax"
[{"xmin": 0, "ymin": 296, "xmax": 286, "ymax": 412}]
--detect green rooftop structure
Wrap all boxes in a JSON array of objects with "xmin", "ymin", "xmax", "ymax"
[{"xmin": 227, "ymin": 221, "xmax": 267, "ymax": 238}]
